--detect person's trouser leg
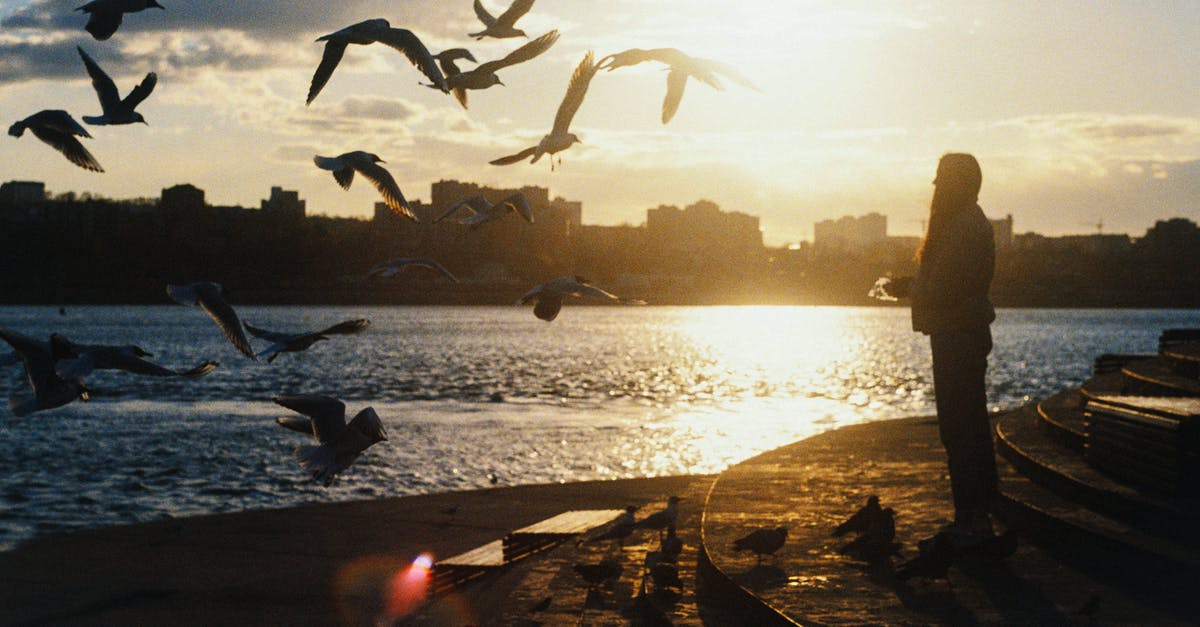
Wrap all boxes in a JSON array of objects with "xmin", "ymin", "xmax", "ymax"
[{"xmin": 931, "ymin": 327, "xmax": 997, "ymax": 523}]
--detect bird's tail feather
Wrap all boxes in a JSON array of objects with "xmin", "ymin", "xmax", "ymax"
[
  {"xmin": 181, "ymin": 361, "xmax": 218, "ymax": 378},
  {"xmin": 295, "ymin": 444, "xmax": 338, "ymax": 486}
]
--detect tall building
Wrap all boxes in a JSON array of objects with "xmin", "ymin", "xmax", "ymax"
[
  {"xmin": 646, "ymin": 200, "xmax": 762, "ymax": 253},
  {"xmin": 0, "ymin": 181, "xmax": 46, "ymax": 206},
  {"xmin": 160, "ymin": 183, "xmax": 206, "ymax": 221},
  {"xmin": 813, "ymin": 213, "xmax": 887, "ymax": 252},
  {"xmin": 260, "ymin": 186, "xmax": 305, "ymax": 221}
]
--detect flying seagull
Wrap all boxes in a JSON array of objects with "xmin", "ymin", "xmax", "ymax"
[
  {"xmin": 306, "ymin": 18, "xmax": 447, "ymax": 106},
  {"xmin": 436, "ymin": 30, "xmax": 558, "ymax": 109},
  {"xmin": 598, "ymin": 48, "xmax": 759, "ymax": 124},
  {"xmin": 77, "ymin": 46, "xmax": 156, "ymax": 126},
  {"xmin": 8, "ymin": 110, "xmax": 104, "ymax": 172},
  {"xmin": 165, "ymin": 282, "xmax": 257, "ymax": 361},
  {"xmin": 51, "ymin": 335, "xmax": 217, "ymax": 380},
  {"xmin": 470, "ymin": 0, "xmax": 535, "ymax": 40},
  {"xmin": 732, "ymin": 526, "xmax": 788, "ymax": 564},
  {"xmin": 490, "ymin": 49, "xmax": 597, "ymax": 170},
  {"xmin": 314, "ymin": 151, "xmax": 416, "ymax": 221},
  {"xmin": 367, "ymin": 257, "xmax": 459, "ymax": 282},
  {"xmin": 519, "ymin": 275, "xmax": 646, "ymax": 322},
  {"xmin": 434, "ymin": 192, "xmax": 533, "ymax": 229},
  {"xmin": 273, "ymin": 394, "xmax": 388, "ymax": 486},
  {"xmin": 242, "ymin": 318, "xmax": 370, "ymax": 363},
  {"xmin": 76, "ymin": 0, "xmax": 164, "ymax": 41},
  {"xmin": 0, "ymin": 329, "xmax": 89, "ymax": 417}
]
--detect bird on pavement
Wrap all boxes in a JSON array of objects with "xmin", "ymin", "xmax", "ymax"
[
  {"xmin": 579, "ymin": 505, "xmax": 638, "ymax": 548},
  {"xmin": 518, "ymin": 275, "xmax": 646, "ymax": 322},
  {"xmin": 77, "ymin": 46, "xmax": 156, "ymax": 126},
  {"xmin": 314, "ymin": 151, "xmax": 416, "ymax": 221},
  {"xmin": 367, "ymin": 257, "xmax": 459, "ymax": 282},
  {"xmin": 832, "ymin": 494, "xmax": 882, "ymax": 537},
  {"xmin": 635, "ymin": 496, "xmax": 681, "ymax": 539},
  {"xmin": 470, "ymin": 0, "xmax": 535, "ymax": 40},
  {"xmin": 242, "ymin": 318, "xmax": 370, "ymax": 363},
  {"xmin": 573, "ymin": 557, "xmax": 622, "ymax": 589},
  {"xmin": 9, "ymin": 110, "xmax": 104, "ymax": 172},
  {"xmin": 896, "ymin": 530, "xmax": 955, "ymax": 585},
  {"xmin": 490, "ymin": 49, "xmax": 596, "ymax": 170},
  {"xmin": 273, "ymin": 394, "xmax": 388, "ymax": 486},
  {"xmin": 76, "ymin": 0, "xmax": 164, "ymax": 41},
  {"xmin": 165, "ymin": 282, "xmax": 257, "ymax": 361},
  {"xmin": 838, "ymin": 507, "xmax": 901, "ymax": 562},
  {"xmin": 0, "ymin": 329, "xmax": 89, "ymax": 417},
  {"xmin": 306, "ymin": 18, "xmax": 446, "ymax": 105},
  {"xmin": 659, "ymin": 525, "xmax": 683, "ymax": 563},
  {"xmin": 434, "ymin": 192, "xmax": 533, "ymax": 229},
  {"xmin": 436, "ymin": 30, "xmax": 558, "ymax": 109},
  {"xmin": 732, "ymin": 526, "xmax": 788, "ymax": 564},
  {"xmin": 597, "ymin": 47, "xmax": 759, "ymax": 124}
]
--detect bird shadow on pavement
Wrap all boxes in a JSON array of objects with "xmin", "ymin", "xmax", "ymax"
[
  {"xmin": 730, "ymin": 564, "xmax": 788, "ymax": 592},
  {"xmin": 955, "ymin": 556, "xmax": 1071, "ymax": 626}
]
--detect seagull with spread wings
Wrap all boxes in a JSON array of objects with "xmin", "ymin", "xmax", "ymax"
[
  {"xmin": 51, "ymin": 336, "xmax": 217, "ymax": 380},
  {"xmin": 314, "ymin": 151, "xmax": 415, "ymax": 221},
  {"xmin": 242, "ymin": 318, "xmax": 370, "ymax": 363},
  {"xmin": 490, "ymin": 49, "xmax": 597, "ymax": 170},
  {"xmin": 518, "ymin": 275, "xmax": 646, "ymax": 322},
  {"xmin": 76, "ymin": 0, "xmax": 164, "ymax": 41},
  {"xmin": 165, "ymin": 282, "xmax": 257, "ymax": 361},
  {"xmin": 598, "ymin": 47, "xmax": 759, "ymax": 124},
  {"xmin": 470, "ymin": 0, "xmax": 536, "ymax": 40},
  {"xmin": 306, "ymin": 18, "xmax": 447, "ymax": 106},
  {"xmin": 437, "ymin": 30, "xmax": 558, "ymax": 108},
  {"xmin": 0, "ymin": 329, "xmax": 89, "ymax": 417},
  {"xmin": 77, "ymin": 46, "xmax": 156, "ymax": 126},
  {"xmin": 273, "ymin": 394, "xmax": 388, "ymax": 486},
  {"xmin": 9, "ymin": 110, "xmax": 104, "ymax": 172},
  {"xmin": 367, "ymin": 257, "xmax": 459, "ymax": 282},
  {"xmin": 434, "ymin": 192, "xmax": 533, "ymax": 229}
]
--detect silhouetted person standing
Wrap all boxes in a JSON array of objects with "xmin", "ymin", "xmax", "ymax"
[{"xmin": 888, "ymin": 153, "xmax": 998, "ymax": 539}]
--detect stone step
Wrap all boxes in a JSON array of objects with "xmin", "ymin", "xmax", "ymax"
[
  {"xmin": 1121, "ymin": 358, "xmax": 1200, "ymax": 397},
  {"xmin": 995, "ymin": 406, "xmax": 1200, "ymax": 543},
  {"xmin": 993, "ymin": 451, "xmax": 1200, "ymax": 611},
  {"xmin": 1162, "ymin": 342, "xmax": 1200, "ymax": 378},
  {"xmin": 1035, "ymin": 387, "xmax": 1086, "ymax": 450}
]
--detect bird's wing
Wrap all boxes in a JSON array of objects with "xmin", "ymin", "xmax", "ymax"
[
  {"xmin": 550, "ymin": 50, "xmax": 598, "ymax": 135},
  {"xmin": 98, "ymin": 350, "xmax": 214, "ymax": 377},
  {"xmin": 475, "ymin": 29, "xmax": 558, "ymax": 75},
  {"xmin": 242, "ymin": 321, "xmax": 293, "ymax": 343},
  {"xmin": 348, "ymin": 406, "xmax": 387, "ymax": 442},
  {"xmin": 419, "ymin": 258, "xmax": 459, "ymax": 282},
  {"xmin": 573, "ymin": 282, "xmax": 621, "ymax": 301},
  {"xmin": 77, "ymin": 46, "xmax": 121, "ymax": 115},
  {"xmin": 307, "ymin": 40, "xmax": 348, "ymax": 105},
  {"xmin": 316, "ymin": 318, "xmax": 370, "ymax": 336},
  {"xmin": 496, "ymin": 0, "xmax": 535, "ymax": 27},
  {"xmin": 355, "ymin": 160, "xmax": 416, "ymax": 221},
  {"xmin": 711, "ymin": 59, "xmax": 760, "ymax": 91},
  {"xmin": 434, "ymin": 195, "xmax": 483, "ymax": 223},
  {"xmin": 276, "ymin": 415, "xmax": 316, "ymax": 437},
  {"xmin": 377, "ymin": 28, "xmax": 447, "ymax": 92},
  {"xmin": 501, "ymin": 193, "xmax": 533, "ymax": 223},
  {"xmin": 273, "ymin": 394, "xmax": 347, "ymax": 443},
  {"xmin": 122, "ymin": 72, "xmax": 157, "ymax": 111},
  {"xmin": 489, "ymin": 145, "xmax": 537, "ymax": 166},
  {"xmin": 314, "ymin": 156, "xmax": 356, "ymax": 189},
  {"xmin": 661, "ymin": 68, "xmax": 689, "ymax": 124},
  {"xmin": 29, "ymin": 126, "xmax": 104, "ymax": 172},
  {"xmin": 0, "ymin": 328, "xmax": 52, "ymax": 393},
  {"xmin": 195, "ymin": 288, "xmax": 257, "ymax": 360},
  {"xmin": 84, "ymin": 10, "xmax": 122, "ymax": 41},
  {"xmin": 473, "ymin": 0, "xmax": 497, "ymax": 27}
]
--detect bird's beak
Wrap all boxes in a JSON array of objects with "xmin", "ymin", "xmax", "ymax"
[
  {"xmin": 497, "ymin": 79, "xmax": 506, "ymax": 87},
  {"xmin": 140, "ymin": 120, "xmax": 150, "ymax": 126}
]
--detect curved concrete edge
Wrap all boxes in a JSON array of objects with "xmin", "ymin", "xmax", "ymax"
[{"xmin": 696, "ymin": 473, "xmax": 805, "ymax": 627}]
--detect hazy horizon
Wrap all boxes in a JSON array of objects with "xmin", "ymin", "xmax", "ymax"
[{"xmin": 1, "ymin": 0, "xmax": 1197, "ymax": 246}]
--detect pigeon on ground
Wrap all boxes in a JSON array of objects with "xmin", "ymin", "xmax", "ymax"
[
  {"xmin": 573, "ymin": 558, "xmax": 622, "ymax": 589},
  {"xmin": 635, "ymin": 496, "xmax": 681, "ymax": 538},
  {"xmin": 838, "ymin": 507, "xmax": 900, "ymax": 562},
  {"xmin": 9, "ymin": 110, "xmax": 104, "ymax": 172},
  {"xmin": 732, "ymin": 526, "xmax": 788, "ymax": 564},
  {"xmin": 165, "ymin": 282, "xmax": 257, "ymax": 361},
  {"xmin": 242, "ymin": 318, "xmax": 369, "ymax": 363},
  {"xmin": 896, "ymin": 531, "xmax": 955, "ymax": 585},
  {"xmin": 832, "ymin": 494, "xmax": 882, "ymax": 537},
  {"xmin": 76, "ymin": 0, "xmax": 164, "ymax": 41},
  {"xmin": 273, "ymin": 394, "xmax": 388, "ymax": 486}
]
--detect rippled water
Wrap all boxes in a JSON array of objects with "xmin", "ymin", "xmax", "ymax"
[{"xmin": 0, "ymin": 305, "xmax": 1193, "ymax": 550}]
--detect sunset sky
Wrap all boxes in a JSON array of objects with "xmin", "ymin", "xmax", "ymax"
[{"xmin": 1, "ymin": 0, "xmax": 1197, "ymax": 245}]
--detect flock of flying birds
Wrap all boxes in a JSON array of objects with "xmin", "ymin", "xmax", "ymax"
[{"xmin": 2, "ymin": 0, "xmax": 750, "ymax": 485}]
